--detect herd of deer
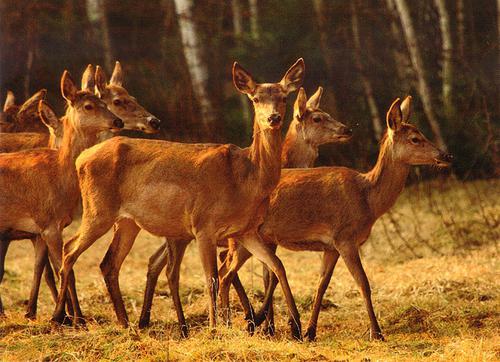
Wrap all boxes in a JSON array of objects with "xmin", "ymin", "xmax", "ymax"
[{"xmin": 0, "ymin": 58, "xmax": 452, "ymax": 342}]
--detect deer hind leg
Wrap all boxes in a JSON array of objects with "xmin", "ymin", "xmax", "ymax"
[
  {"xmin": 304, "ymin": 249, "xmax": 339, "ymax": 341},
  {"xmin": 218, "ymin": 240, "xmax": 252, "ymax": 327},
  {"xmin": 261, "ymin": 263, "xmax": 276, "ymax": 336},
  {"xmin": 43, "ymin": 251, "xmax": 58, "ymax": 304},
  {"xmin": 338, "ymin": 244, "xmax": 384, "ymax": 340},
  {"xmin": 0, "ymin": 238, "xmax": 11, "ymax": 316},
  {"xmin": 25, "ymin": 236, "xmax": 48, "ymax": 319},
  {"xmin": 239, "ymin": 232, "xmax": 302, "ymax": 341},
  {"xmin": 52, "ymin": 215, "xmax": 113, "ymax": 325},
  {"xmin": 100, "ymin": 218, "xmax": 140, "ymax": 328},
  {"xmin": 195, "ymin": 232, "xmax": 219, "ymax": 330},
  {"xmin": 219, "ymin": 246, "xmax": 256, "ymax": 335}
]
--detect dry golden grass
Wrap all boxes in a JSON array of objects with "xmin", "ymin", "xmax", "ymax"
[{"xmin": 0, "ymin": 179, "xmax": 498, "ymax": 361}]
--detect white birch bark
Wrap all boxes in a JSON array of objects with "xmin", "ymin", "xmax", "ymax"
[
  {"xmin": 351, "ymin": 1, "xmax": 383, "ymax": 140},
  {"xmin": 394, "ymin": 0, "xmax": 447, "ymax": 150},
  {"xmin": 435, "ymin": 0, "xmax": 454, "ymax": 118},
  {"xmin": 174, "ymin": 0, "xmax": 216, "ymax": 134},
  {"xmin": 86, "ymin": 0, "xmax": 113, "ymax": 70}
]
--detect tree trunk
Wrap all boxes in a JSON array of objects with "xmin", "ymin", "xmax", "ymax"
[
  {"xmin": 394, "ymin": 0, "xmax": 447, "ymax": 150},
  {"xmin": 249, "ymin": 0, "xmax": 259, "ymax": 41},
  {"xmin": 174, "ymin": 0, "xmax": 216, "ymax": 138},
  {"xmin": 312, "ymin": 0, "xmax": 339, "ymax": 118},
  {"xmin": 86, "ymin": 0, "xmax": 113, "ymax": 70},
  {"xmin": 385, "ymin": 0, "xmax": 413, "ymax": 90},
  {"xmin": 497, "ymin": 0, "xmax": 500, "ymax": 117},
  {"xmin": 231, "ymin": 0, "xmax": 251, "ymax": 132},
  {"xmin": 434, "ymin": 0, "xmax": 455, "ymax": 118},
  {"xmin": 457, "ymin": 0, "xmax": 465, "ymax": 58},
  {"xmin": 351, "ymin": 1, "xmax": 383, "ymax": 140}
]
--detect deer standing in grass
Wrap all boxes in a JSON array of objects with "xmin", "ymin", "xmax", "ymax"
[
  {"xmin": 138, "ymin": 86, "xmax": 352, "ymax": 336},
  {"xmin": 218, "ymin": 96, "xmax": 452, "ymax": 341},
  {"xmin": 0, "ymin": 71, "xmax": 123, "ymax": 323},
  {"xmin": 52, "ymin": 59, "xmax": 306, "ymax": 339}
]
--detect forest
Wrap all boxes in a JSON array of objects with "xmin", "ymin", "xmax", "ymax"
[{"xmin": 1, "ymin": 0, "xmax": 498, "ymax": 178}]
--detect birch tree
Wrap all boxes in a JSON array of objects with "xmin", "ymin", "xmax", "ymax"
[
  {"xmin": 435, "ymin": 0, "xmax": 455, "ymax": 118},
  {"xmin": 394, "ymin": 0, "xmax": 447, "ymax": 150},
  {"xmin": 351, "ymin": 1, "xmax": 383, "ymax": 139},
  {"xmin": 86, "ymin": 0, "xmax": 113, "ymax": 70},
  {"xmin": 174, "ymin": 0, "xmax": 216, "ymax": 136}
]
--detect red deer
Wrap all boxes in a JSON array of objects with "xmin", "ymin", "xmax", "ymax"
[
  {"xmin": 0, "ymin": 71, "xmax": 123, "ymax": 323},
  {"xmin": 219, "ymin": 96, "xmax": 452, "ymax": 341},
  {"xmin": 138, "ymin": 86, "xmax": 353, "ymax": 336},
  {"xmin": 52, "ymin": 59, "xmax": 306, "ymax": 339}
]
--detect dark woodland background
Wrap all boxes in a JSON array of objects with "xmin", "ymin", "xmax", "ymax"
[{"xmin": 0, "ymin": 0, "xmax": 498, "ymax": 179}]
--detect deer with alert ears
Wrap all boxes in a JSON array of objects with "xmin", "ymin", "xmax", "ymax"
[
  {"xmin": 137, "ymin": 85, "xmax": 353, "ymax": 336},
  {"xmin": 0, "ymin": 71, "xmax": 123, "ymax": 323},
  {"xmin": 51, "ymin": 59, "xmax": 306, "ymax": 339},
  {"xmin": 219, "ymin": 96, "xmax": 452, "ymax": 341}
]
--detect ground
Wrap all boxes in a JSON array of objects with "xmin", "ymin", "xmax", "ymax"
[{"xmin": 0, "ymin": 179, "xmax": 498, "ymax": 361}]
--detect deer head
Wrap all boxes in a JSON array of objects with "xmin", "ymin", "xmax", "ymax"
[
  {"xmin": 0, "ymin": 90, "xmax": 47, "ymax": 132},
  {"xmin": 94, "ymin": 61, "xmax": 161, "ymax": 133},
  {"xmin": 61, "ymin": 70, "xmax": 123, "ymax": 133},
  {"xmin": 293, "ymin": 86, "xmax": 352, "ymax": 145},
  {"xmin": 233, "ymin": 58, "xmax": 305, "ymax": 131},
  {"xmin": 386, "ymin": 96, "xmax": 452, "ymax": 167}
]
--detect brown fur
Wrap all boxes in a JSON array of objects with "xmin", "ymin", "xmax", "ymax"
[
  {"xmin": 0, "ymin": 71, "xmax": 122, "ymax": 324},
  {"xmin": 0, "ymin": 90, "xmax": 47, "ymax": 133},
  {"xmin": 52, "ymin": 59, "xmax": 306, "ymax": 338}
]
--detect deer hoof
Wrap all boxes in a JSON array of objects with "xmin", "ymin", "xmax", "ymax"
[
  {"xmin": 138, "ymin": 318, "xmax": 150, "ymax": 330},
  {"xmin": 180, "ymin": 324, "xmax": 189, "ymax": 339},
  {"xmin": 289, "ymin": 318, "xmax": 302, "ymax": 341},
  {"xmin": 304, "ymin": 326, "xmax": 317, "ymax": 341},
  {"xmin": 263, "ymin": 322, "xmax": 275, "ymax": 337},
  {"xmin": 24, "ymin": 311, "xmax": 37, "ymax": 320},
  {"xmin": 371, "ymin": 330, "xmax": 385, "ymax": 341}
]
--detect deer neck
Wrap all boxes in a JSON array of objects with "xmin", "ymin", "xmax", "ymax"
[
  {"xmin": 282, "ymin": 118, "xmax": 317, "ymax": 168},
  {"xmin": 248, "ymin": 117, "xmax": 282, "ymax": 192},
  {"xmin": 364, "ymin": 137, "xmax": 410, "ymax": 218}
]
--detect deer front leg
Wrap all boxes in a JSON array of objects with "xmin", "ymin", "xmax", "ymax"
[
  {"xmin": 25, "ymin": 236, "xmax": 48, "ymax": 319},
  {"xmin": 239, "ymin": 232, "xmax": 302, "ymax": 341},
  {"xmin": 0, "ymin": 238, "xmax": 11, "ymax": 316},
  {"xmin": 261, "ymin": 263, "xmax": 276, "ymax": 336},
  {"xmin": 100, "ymin": 219, "xmax": 140, "ymax": 328},
  {"xmin": 218, "ymin": 241, "xmax": 252, "ymax": 327},
  {"xmin": 304, "ymin": 249, "xmax": 339, "ymax": 341},
  {"xmin": 196, "ymin": 233, "xmax": 219, "ymax": 330},
  {"xmin": 338, "ymin": 244, "xmax": 384, "ymax": 341}
]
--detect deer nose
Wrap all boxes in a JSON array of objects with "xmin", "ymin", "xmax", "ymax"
[
  {"xmin": 113, "ymin": 118, "xmax": 124, "ymax": 129},
  {"xmin": 268, "ymin": 113, "xmax": 282, "ymax": 127},
  {"xmin": 341, "ymin": 125, "xmax": 353, "ymax": 136},
  {"xmin": 443, "ymin": 153, "xmax": 454, "ymax": 163},
  {"xmin": 148, "ymin": 117, "xmax": 161, "ymax": 130}
]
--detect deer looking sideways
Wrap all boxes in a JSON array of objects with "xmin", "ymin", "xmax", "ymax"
[
  {"xmin": 0, "ymin": 71, "xmax": 123, "ymax": 323},
  {"xmin": 0, "ymin": 62, "xmax": 161, "ymax": 320},
  {"xmin": 217, "ymin": 96, "xmax": 453, "ymax": 341},
  {"xmin": 52, "ymin": 59, "xmax": 306, "ymax": 339},
  {"xmin": 137, "ymin": 85, "xmax": 353, "ymax": 337}
]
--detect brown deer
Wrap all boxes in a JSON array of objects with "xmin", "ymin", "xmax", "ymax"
[
  {"xmin": 52, "ymin": 59, "xmax": 306, "ymax": 339},
  {"xmin": 137, "ymin": 86, "xmax": 352, "ymax": 336},
  {"xmin": 219, "ymin": 96, "xmax": 452, "ymax": 341},
  {"xmin": 0, "ymin": 71, "xmax": 123, "ymax": 323}
]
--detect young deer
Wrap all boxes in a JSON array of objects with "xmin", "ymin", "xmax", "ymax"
[
  {"xmin": 220, "ymin": 96, "xmax": 452, "ymax": 341},
  {"xmin": 52, "ymin": 59, "xmax": 306, "ymax": 339},
  {"xmin": 138, "ymin": 86, "xmax": 352, "ymax": 336},
  {"xmin": 0, "ymin": 71, "xmax": 123, "ymax": 323}
]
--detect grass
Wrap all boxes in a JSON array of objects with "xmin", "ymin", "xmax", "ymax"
[{"xmin": 0, "ymin": 179, "xmax": 498, "ymax": 361}]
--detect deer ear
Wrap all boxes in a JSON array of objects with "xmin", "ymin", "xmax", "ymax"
[
  {"xmin": 61, "ymin": 71, "xmax": 78, "ymax": 104},
  {"xmin": 18, "ymin": 89, "xmax": 46, "ymax": 117},
  {"xmin": 95, "ymin": 65, "xmax": 108, "ymax": 98},
  {"xmin": 386, "ymin": 98, "xmax": 403, "ymax": 131},
  {"xmin": 280, "ymin": 58, "xmax": 305, "ymax": 94},
  {"xmin": 38, "ymin": 100, "xmax": 59, "ymax": 131},
  {"xmin": 306, "ymin": 86, "xmax": 323, "ymax": 109},
  {"xmin": 232, "ymin": 62, "xmax": 257, "ymax": 95},
  {"xmin": 110, "ymin": 61, "xmax": 123, "ymax": 86},
  {"xmin": 81, "ymin": 64, "xmax": 95, "ymax": 92},
  {"xmin": 400, "ymin": 95, "xmax": 412, "ymax": 122},
  {"xmin": 294, "ymin": 87, "xmax": 308, "ymax": 120},
  {"xmin": 4, "ymin": 91, "xmax": 15, "ymax": 111}
]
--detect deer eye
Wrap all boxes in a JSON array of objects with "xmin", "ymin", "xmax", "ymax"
[
  {"xmin": 84, "ymin": 104, "xmax": 93, "ymax": 111},
  {"xmin": 313, "ymin": 116, "xmax": 322, "ymax": 123},
  {"xmin": 410, "ymin": 136, "xmax": 420, "ymax": 145},
  {"xmin": 113, "ymin": 99, "xmax": 122, "ymax": 106},
  {"xmin": 253, "ymin": 98, "xmax": 259, "ymax": 103}
]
